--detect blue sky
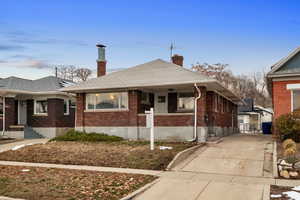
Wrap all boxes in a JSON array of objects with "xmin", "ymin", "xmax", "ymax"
[{"xmin": 0, "ymin": 0, "xmax": 300, "ymax": 79}]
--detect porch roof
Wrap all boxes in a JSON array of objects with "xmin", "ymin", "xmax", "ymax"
[{"xmin": 61, "ymin": 59, "xmax": 240, "ymax": 103}]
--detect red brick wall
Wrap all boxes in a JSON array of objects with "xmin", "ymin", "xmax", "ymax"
[
  {"xmin": 272, "ymin": 80, "xmax": 300, "ymax": 119},
  {"xmin": 77, "ymin": 90, "xmax": 140, "ymax": 127},
  {"xmin": 27, "ymin": 98, "xmax": 75, "ymax": 128},
  {"xmin": 76, "ymin": 88, "xmax": 238, "ymax": 128},
  {"xmin": 206, "ymin": 91, "xmax": 238, "ymax": 128},
  {"xmin": 138, "ymin": 114, "xmax": 194, "ymax": 126}
]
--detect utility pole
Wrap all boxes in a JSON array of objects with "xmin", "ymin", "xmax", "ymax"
[{"xmin": 55, "ymin": 67, "xmax": 58, "ymax": 77}]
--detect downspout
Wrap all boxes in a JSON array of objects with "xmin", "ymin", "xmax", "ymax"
[
  {"xmin": 189, "ymin": 84, "xmax": 201, "ymax": 142},
  {"xmin": 2, "ymin": 96, "xmax": 5, "ymax": 136}
]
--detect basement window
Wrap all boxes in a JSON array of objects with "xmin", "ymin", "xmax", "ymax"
[
  {"xmin": 177, "ymin": 93, "xmax": 194, "ymax": 111},
  {"xmin": 34, "ymin": 100, "xmax": 48, "ymax": 115},
  {"xmin": 86, "ymin": 92, "xmax": 128, "ymax": 111}
]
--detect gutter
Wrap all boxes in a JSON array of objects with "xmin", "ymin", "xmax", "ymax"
[{"xmin": 189, "ymin": 83, "xmax": 201, "ymax": 142}]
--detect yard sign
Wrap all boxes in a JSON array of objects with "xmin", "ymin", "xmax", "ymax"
[{"xmin": 145, "ymin": 108, "xmax": 154, "ymax": 150}]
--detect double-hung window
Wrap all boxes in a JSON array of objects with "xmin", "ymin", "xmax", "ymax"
[
  {"xmin": 64, "ymin": 99, "xmax": 70, "ymax": 115},
  {"xmin": 177, "ymin": 92, "xmax": 194, "ymax": 111},
  {"xmin": 292, "ymin": 90, "xmax": 300, "ymax": 112},
  {"xmin": 86, "ymin": 92, "xmax": 128, "ymax": 111},
  {"xmin": 34, "ymin": 100, "xmax": 48, "ymax": 115}
]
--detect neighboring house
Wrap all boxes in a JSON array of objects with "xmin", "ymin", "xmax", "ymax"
[
  {"xmin": 238, "ymin": 99, "xmax": 273, "ymax": 133},
  {"xmin": 62, "ymin": 44, "xmax": 240, "ymax": 142},
  {"xmin": 0, "ymin": 76, "xmax": 75, "ymax": 139},
  {"xmin": 267, "ymin": 46, "xmax": 300, "ymax": 119}
]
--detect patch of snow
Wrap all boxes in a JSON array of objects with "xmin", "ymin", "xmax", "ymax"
[
  {"xmin": 12, "ymin": 143, "xmax": 33, "ymax": 151},
  {"xmin": 21, "ymin": 169, "xmax": 30, "ymax": 172},
  {"xmin": 283, "ymin": 191, "xmax": 300, "ymax": 200},
  {"xmin": 270, "ymin": 194, "xmax": 282, "ymax": 198},
  {"xmin": 159, "ymin": 146, "xmax": 173, "ymax": 150},
  {"xmin": 293, "ymin": 186, "xmax": 300, "ymax": 191}
]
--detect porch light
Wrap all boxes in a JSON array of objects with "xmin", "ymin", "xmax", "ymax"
[{"xmin": 109, "ymin": 94, "xmax": 115, "ymax": 100}]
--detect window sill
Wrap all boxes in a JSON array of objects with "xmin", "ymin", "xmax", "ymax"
[
  {"xmin": 33, "ymin": 114, "xmax": 48, "ymax": 117},
  {"xmin": 84, "ymin": 109, "xmax": 129, "ymax": 113},
  {"xmin": 138, "ymin": 113, "xmax": 193, "ymax": 116}
]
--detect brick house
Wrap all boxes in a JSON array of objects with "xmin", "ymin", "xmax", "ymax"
[
  {"xmin": 63, "ymin": 44, "xmax": 240, "ymax": 142},
  {"xmin": 0, "ymin": 76, "xmax": 75, "ymax": 138},
  {"xmin": 267, "ymin": 46, "xmax": 300, "ymax": 120}
]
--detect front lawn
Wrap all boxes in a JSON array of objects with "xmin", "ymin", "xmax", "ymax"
[
  {"xmin": 0, "ymin": 141, "xmax": 195, "ymax": 170},
  {"xmin": 0, "ymin": 165, "xmax": 156, "ymax": 200}
]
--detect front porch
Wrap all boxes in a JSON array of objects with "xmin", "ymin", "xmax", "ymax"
[
  {"xmin": 76, "ymin": 83, "xmax": 239, "ymax": 142},
  {"xmin": 0, "ymin": 93, "xmax": 74, "ymax": 139}
]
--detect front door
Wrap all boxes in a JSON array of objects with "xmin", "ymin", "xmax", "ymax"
[
  {"xmin": 155, "ymin": 93, "xmax": 168, "ymax": 113},
  {"xmin": 18, "ymin": 100, "xmax": 27, "ymax": 125}
]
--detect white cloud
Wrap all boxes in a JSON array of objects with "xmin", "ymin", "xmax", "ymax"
[{"xmin": 0, "ymin": 59, "xmax": 52, "ymax": 69}]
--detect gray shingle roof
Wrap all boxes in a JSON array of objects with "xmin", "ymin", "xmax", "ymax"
[
  {"xmin": 62, "ymin": 59, "xmax": 240, "ymax": 103},
  {"xmin": 62, "ymin": 59, "xmax": 216, "ymax": 92},
  {"xmin": 0, "ymin": 76, "xmax": 74, "ymax": 93}
]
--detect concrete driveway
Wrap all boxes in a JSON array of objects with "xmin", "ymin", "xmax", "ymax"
[{"xmin": 135, "ymin": 134, "xmax": 274, "ymax": 200}]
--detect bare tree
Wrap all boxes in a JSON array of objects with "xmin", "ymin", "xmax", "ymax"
[
  {"xmin": 192, "ymin": 62, "xmax": 272, "ymax": 107},
  {"xmin": 55, "ymin": 65, "xmax": 92, "ymax": 82},
  {"xmin": 75, "ymin": 68, "xmax": 92, "ymax": 82}
]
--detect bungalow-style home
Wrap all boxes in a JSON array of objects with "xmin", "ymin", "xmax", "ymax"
[
  {"xmin": 62, "ymin": 44, "xmax": 240, "ymax": 142},
  {"xmin": 238, "ymin": 98, "xmax": 273, "ymax": 133},
  {"xmin": 0, "ymin": 76, "xmax": 75, "ymax": 139},
  {"xmin": 267, "ymin": 46, "xmax": 300, "ymax": 120}
]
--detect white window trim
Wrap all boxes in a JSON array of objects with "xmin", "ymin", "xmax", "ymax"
[
  {"xmin": 177, "ymin": 92, "xmax": 194, "ymax": 112},
  {"xmin": 34, "ymin": 99, "xmax": 48, "ymax": 116},
  {"xmin": 85, "ymin": 92, "xmax": 129, "ymax": 111},
  {"xmin": 287, "ymin": 84, "xmax": 300, "ymax": 90},
  {"xmin": 64, "ymin": 99, "xmax": 70, "ymax": 115}
]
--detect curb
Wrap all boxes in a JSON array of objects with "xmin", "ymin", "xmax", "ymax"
[
  {"xmin": 166, "ymin": 144, "xmax": 204, "ymax": 171},
  {"xmin": 273, "ymin": 141, "xmax": 278, "ymax": 178},
  {"xmin": 120, "ymin": 179, "xmax": 160, "ymax": 200}
]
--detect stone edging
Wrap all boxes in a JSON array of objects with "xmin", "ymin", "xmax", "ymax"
[
  {"xmin": 166, "ymin": 144, "xmax": 204, "ymax": 171},
  {"xmin": 273, "ymin": 141, "xmax": 278, "ymax": 178},
  {"xmin": 262, "ymin": 185, "xmax": 270, "ymax": 200},
  {"xmin": 120, "ymin": 179, "xmax": 160, "ymax": 200}
]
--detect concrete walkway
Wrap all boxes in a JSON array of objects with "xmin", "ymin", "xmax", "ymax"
[
  {"xmin": 0, "ymin": 139, "xmax": 49, "ymax": 153},
  {"xmin": 135, "ymin": 134, "xmax": 274, "ymax": 200}
]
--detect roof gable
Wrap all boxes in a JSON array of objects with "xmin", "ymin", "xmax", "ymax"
[{"xmin": 268, "ymin": 46, "xmax": 300, "ymax": 76}]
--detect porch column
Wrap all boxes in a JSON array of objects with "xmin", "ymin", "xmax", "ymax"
[
  {"xmin": 76, "ymin": 93, "xmax": 85, "ymax": 131},
  {"xmin": 195, "ymin": 86, "xmax": 208, "ymax": 142},
  {"xmin": 128, "ymin": 90, "xmax": 140, "ymax": 139},
  {"xmin": 4, "ymin": 97, "xmax": 17, "ymax": 131}
]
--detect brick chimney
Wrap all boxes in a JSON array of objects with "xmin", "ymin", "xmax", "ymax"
[
  {"xmin": 171, "ymin": 54, "xmax": 184, "ymax": 66},
  {"xmin": 96, "ymin": 44, "xmax": 106, "ymax": 77}
]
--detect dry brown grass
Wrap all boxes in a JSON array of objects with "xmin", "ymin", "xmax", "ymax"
[
  {"xmin": 0, "ymin": 165, "xmax": 156, "ymax": 200},
  {"xmin": 0, "ymin": 141, "xmax": 195, "ymax": 170}
]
